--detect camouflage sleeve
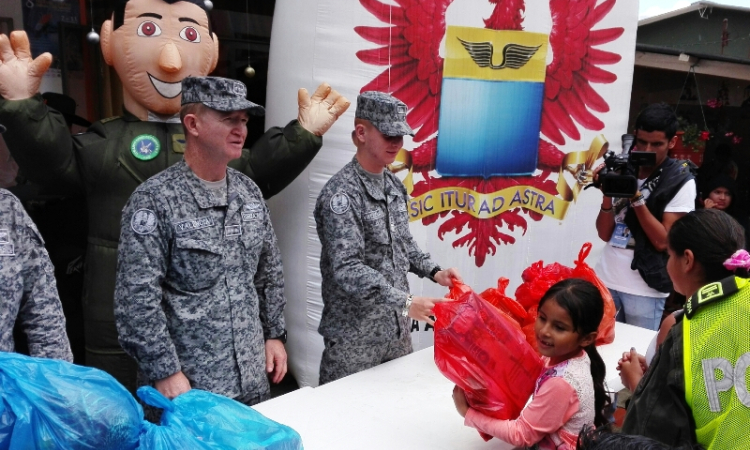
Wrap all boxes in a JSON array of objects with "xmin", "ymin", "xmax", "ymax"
[
  {"xmin": 0, "ymin": 95, "xmax": 84, "ymax": 193},
  {"xmin": 400, "ymin": 191, "xmax": 438, "ymax": 278},
  {"xmin": 115, "ymin": 191, "xmax": 180, "ymax": 381},
  {"xmin": 254, "ymin": 202, "xmax": 286, "ymax": 340},
  {"xmin": 406, "ymin": 245, "xmax": 438, "ymax": 279},
  {"xmin": 316, "ymin": 188, "xmax": 407, "ymax": 309},
  {"xmin": 16, "ymin": 207, "xmax": 74, "ymax": 362},
  {"xmin": 236, "ymin": 120, "xmax": 322, "ymax": 199}
]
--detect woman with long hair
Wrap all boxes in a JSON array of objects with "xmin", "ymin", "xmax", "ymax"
[{"xmin": 620, "ymin": 209, "xmax": 749, "ymax": 449}]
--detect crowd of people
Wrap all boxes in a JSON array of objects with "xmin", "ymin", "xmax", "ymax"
[{"xmin": 1, "ymin": 1, "xmax": 749, "ymax": 448}]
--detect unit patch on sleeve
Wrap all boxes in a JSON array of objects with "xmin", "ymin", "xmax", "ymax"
[
  {"xmin": 131, "ymin": 209, "xmax": 158, "ymax": 235},
  {"xmin": 330, "ymin": 192, "xmax": 350, "ymax": 215}
]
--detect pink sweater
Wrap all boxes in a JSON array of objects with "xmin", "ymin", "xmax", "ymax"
[{"xmin": 464, "ymin": 352, "xmax": 595, "ymax": 450}]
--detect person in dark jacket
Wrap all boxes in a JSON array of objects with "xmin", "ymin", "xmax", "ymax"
[
  {"xmin": 0, "ymin": 0, "xmax": 349, "ymax": 391},
  {"xmin": 593, "ymin": 104, "xmax": 696, "ymax": 331},
  {"xmin": 576, "ymin": 426, "xmax": 704, "ymax": 450}
]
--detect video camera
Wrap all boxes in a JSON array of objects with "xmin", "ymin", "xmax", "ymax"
[{"xmin": 588, "ymin": 134, "xmax": 657, "ymax": 198}]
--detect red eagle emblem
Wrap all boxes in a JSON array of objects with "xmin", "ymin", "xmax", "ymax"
[{"xmin": 355, "ymin": 0, "xmax": 624, "ymax": 266}]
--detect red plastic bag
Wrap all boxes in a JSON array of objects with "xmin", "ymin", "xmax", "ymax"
[
  {"xmin": 516, "ymin": 243, "xmax": 617, "ymax": 348},
  {"xmin": 434, "ymin": 285, "xmax": 544, "ymax": 441},
  {"xmin": 514, "ymin": 261, "xmax": 573, "ymax": 309},
  {"xmin": 479, "ymin": 277, "xmax": 528, "ymax": 325},
  {"xmin": 571, "ymin": 243, "xmax": 617, "ymax": 345},
  {"xmin": 522, "ymin": 305, "xmax": 538, "ymax": 351}
]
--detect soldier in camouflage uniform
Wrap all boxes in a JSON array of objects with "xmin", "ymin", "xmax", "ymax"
[
  {"xmin": 0, "ymin": 0, "xmax": 348, "ymax": 390},
  {"xmin": 115, "ymin": 77, "xmax": 287, "ymax": 405},
  {"xmin": 314, "ymin": 92, "xmax": 462, "ymax": 384},
  {"xmin": 0, "ymin": 122, "xmax": 73, "ymax": 362}
]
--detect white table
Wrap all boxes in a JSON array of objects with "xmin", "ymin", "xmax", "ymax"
[{"xmin": 254, "ymin": 322, "xmax": 656, "ymax": 450}]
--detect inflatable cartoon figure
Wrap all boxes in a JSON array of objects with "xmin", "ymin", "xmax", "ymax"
[{"xmin": 0, "ymin": 0, "xmax": 349, "ymax": 390}]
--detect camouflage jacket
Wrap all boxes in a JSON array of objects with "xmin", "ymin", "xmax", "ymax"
[
  {"xmin": 314, "ymin": 157, "xmax": 438, "ymax": 343},
  {"xmin": 0, "ymin": 95, "xmax": 319, "ymax": 366},
  {"xmin": 0, "ymin": 189, "xmax": 73, "ymax": 361},
  {"xmin": 115, "ymin": 161, "xmax": 285, "ymax": 399}
]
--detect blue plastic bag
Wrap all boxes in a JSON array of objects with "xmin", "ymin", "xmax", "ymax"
[
  {"xmin": 0, "ymin": 352, "xmax": 143, "ymax": 450},
  {"xmin": 138, "ymin": 386, "xmax": 303, "ymax": 450},
  {"xmin": 0, "ymin": 397, "xmax": 15, "ymax": 450},
  {"xmin": 138, "ymin": 421, "xmax": 215, "ymax": 450}
]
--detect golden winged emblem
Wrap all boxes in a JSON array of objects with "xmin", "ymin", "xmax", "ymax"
[{"xmin": 458, "ymin": 38, "xmax": 542, "ymax": 70}]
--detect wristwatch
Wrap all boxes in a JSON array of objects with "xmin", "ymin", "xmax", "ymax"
[
  {"xmin": 428, "ymin": 266, "xmax": 442, "ymax": 282},
  {"xmin": 267, "ymin": 330, "xmax": 287, "ymax": 344}
]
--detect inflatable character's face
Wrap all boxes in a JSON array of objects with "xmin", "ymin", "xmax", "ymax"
[{"xmin": 101, "ymin": 0, "xmax": 219, "ymax": 119}]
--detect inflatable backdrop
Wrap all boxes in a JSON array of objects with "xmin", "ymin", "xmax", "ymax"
[{"xmin": 266, "ymin": 0, "xmax": 639, "ymax": 387}]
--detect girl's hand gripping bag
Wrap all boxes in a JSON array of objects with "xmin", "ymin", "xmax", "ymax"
[{"xmin": 434, "ymin": 283, "xmax": 544, "ymax": 441}]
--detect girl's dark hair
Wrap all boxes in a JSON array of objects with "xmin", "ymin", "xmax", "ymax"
[
  {"xmin": 539, "ymin": 279, "xmax": 610, "ymax": 427},
  {"xmin": 668, "ymin": 209, "xmax": 747, "ymax": 282}
]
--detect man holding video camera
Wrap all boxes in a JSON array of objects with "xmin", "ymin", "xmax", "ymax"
[{"xmin": 593, "ymin": 103, "xmax": 696, "ymax": 331}]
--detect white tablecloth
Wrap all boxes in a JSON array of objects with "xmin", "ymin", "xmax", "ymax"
[{"xmin": 254, "ymin": 322, "xmax": 656, "ymax": 450}]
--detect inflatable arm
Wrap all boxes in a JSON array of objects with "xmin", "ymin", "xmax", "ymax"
[
  {"xmin": 0, "ymin": 95, "xmax": 83, "ymax": 193},
  {"xmin": 234, "ymin": 83, "xmax": 349, "ymax": 198}
]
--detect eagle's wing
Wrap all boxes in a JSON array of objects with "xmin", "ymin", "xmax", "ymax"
[{"xmin": 355, "ymin": 0, "xmax": 455, "ymax": 143}]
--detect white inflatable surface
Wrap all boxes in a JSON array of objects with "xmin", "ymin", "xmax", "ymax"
[{"xmin": 265, "ymin": 0, "xmax": 640, "ymax": 386}]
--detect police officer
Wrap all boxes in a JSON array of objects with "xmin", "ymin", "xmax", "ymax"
[
  {"xmin": 314, "ymin": 91, "xmax": 461, "ymax": 385},
  {"xmin": 621, "ymin": 209, "xmax": 750, "ymax": 448},
  {"xmin": 0, "ymin": 122, "xmax": 73, "ymax": 362},
  {"xmin": 115, "ymin": 77, "xmax": 287, "ymax": 405}
]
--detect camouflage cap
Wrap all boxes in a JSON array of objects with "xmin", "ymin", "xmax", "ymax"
[
  {"xmin": 355, "ymin": 91, "xmax": 414, "ymax": 137},
  {"xmin": 181, "ymin": 76, "xmax": 265, "ymax": 116}
]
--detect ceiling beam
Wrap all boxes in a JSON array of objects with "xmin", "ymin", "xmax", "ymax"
[{"xmin": 634, "ymin": 51, "xmax": 750, "ymax": 81}]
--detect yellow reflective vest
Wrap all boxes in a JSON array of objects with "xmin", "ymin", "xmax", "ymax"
[{"xmin": 683, "ymin": 276, "xmax": 750, "ymax": 449}]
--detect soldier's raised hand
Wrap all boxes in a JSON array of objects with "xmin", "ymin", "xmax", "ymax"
[
  {"xmin": 297, "ymin": 82, "xmax": 351, "ymax": 136},
  {"xmin": 0, "ymin": 31, "xmax": 52, "ymax": 101}
]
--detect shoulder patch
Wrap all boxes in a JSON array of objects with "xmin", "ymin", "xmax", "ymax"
[
  {"xmin": 684, "ymin": 276, "xmax": 738, "ymax": 319},
  {"xmin": 131, "ymin": 209, "xmax": 158, "ymax": 235},
  {"xmin": 131, "ymin": 134, "xmax": 161, "ymax": 161},
  {"xmin": 0, "ymin": 229, "xmax": 9, "ymax": 244},
  {"xmin": 100, "ymin": 116, "xmax": 121, "ymax": 124},
  {"xmin": 330, "ymin": 192, "xmax": 350, "ymax": 215}
]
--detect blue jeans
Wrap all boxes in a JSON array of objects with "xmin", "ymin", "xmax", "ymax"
[{"xmin": 609, "ymin": 289, "xmax": 665, "ymax": 331}]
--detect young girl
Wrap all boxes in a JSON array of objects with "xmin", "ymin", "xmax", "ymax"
[{"xmin": 452, "ymin": 278, "xmax": 611, "ymax": 450}]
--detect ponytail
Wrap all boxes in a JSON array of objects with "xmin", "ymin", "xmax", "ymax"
[{"xmin": 584, "ymin": 343, "xmax": 611, "ymax": 427}]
